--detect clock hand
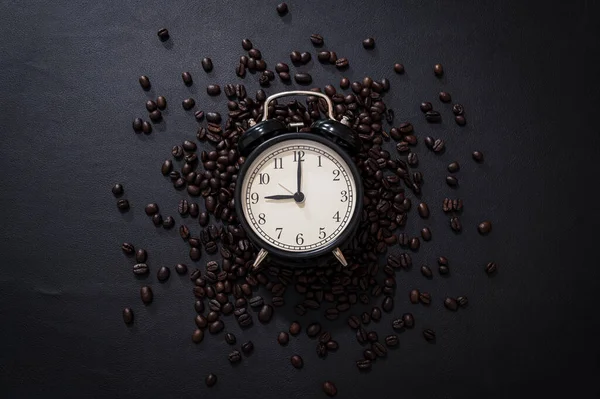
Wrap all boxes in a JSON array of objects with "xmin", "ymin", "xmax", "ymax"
[
  {"xmin": 296, "ymin": 156, "xmax": 302, "ymax": 195},
  {"xmin": 278, "ymin": 183, "xmax": 294, "ymax": 194},
  {"xmin": 264, "ymin": 194, "xmax": 295, "ymax": 200}
]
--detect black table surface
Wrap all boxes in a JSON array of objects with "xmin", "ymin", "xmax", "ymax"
[{"xmin": 1, "ymin": 1, "xmax": 599, "ymax": 398}]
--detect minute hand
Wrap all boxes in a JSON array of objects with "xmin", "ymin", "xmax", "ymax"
[
  {"xmin": 264, "ymin": 194, "xmax": 295, "ymax": 200},
  {"xmin": 296, "ymin": 156, "xmax": 302, "ymax": 193}
]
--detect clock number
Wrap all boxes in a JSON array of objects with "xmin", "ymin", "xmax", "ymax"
[
  {"xmin": 251, "ymin": 193, "xmax": 259, "ymax": 204},
  {"xmin": 333, "ymin": 211, "xmax": 340, "ymax": 222},
  {"xmin": 259, "ymin": 173, "xmax": 270, "ymax": 185},
  {"xmin": 340, "ymin": 190, "xmax": 348, "ymax": 202},
  {"xmin": 317, "ymin": 155, "xmax": 322, "ymax": 167},
  {"xmin": 333, "ymin": 169, "xmax": 340, "ymax": 181},
  {"xmin": 275, "ymin": 227, "xmax": 283, "ymax": 239},
  {"xmin": 319, "ymin": 227, "xmax": 326, "ymax": 239},
  {"xmin": 293, "ymin": 151, "xmax": 305, "ymax": 162},
  {"xmin": 295, "ymin": 233, "xmax": 304, "ymax": 245},
  {"xmin": 274, "ymin": 158, "xmax": 283, "ymax": 169},
  {"xmin": 258, "ymin": 213, "xmax": 266, "ymax": 225}
]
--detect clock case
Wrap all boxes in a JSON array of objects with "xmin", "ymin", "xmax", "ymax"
[{"xmin": 234, "ymin": 91, "xmax": 363, "ymax": 268}]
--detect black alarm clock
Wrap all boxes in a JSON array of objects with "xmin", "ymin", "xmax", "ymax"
[{"xmin": 234, "ymin": 91, "xmax": 363, "ymax": 271}]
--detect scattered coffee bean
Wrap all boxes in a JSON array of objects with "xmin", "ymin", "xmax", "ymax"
[
  {"xmin": 181, "ymin": 71, "xmax": 193, "ymax": 86},
  {"xmin": 417, "ymin": 202, "xmax": 430, "ymax": 218},
  {"xmin": 157, "ymin": 266, "xmax": 170, "ymax": 282},
  {"xmin": 410, "ymin": 289, "xmax": 420, "ymax": 304},
  {"xmin": 258, "ymin": 304, "xmax": 273, "ymax": 323},
  {"xmin": 192, "ymin": 329, "xmax": 204, "ymax": 343},
  {"xmin": 201, "ymin": 57, "xmax": 213, "ymax": 72},
  {"xmin": 402, "ymin": 313, "xmax": 415, "ymax": 328},
  {"xmin": 478, "ymin": 221, "xmax": 492, "ymax": 235},
  {"xmin": 392, "ymin": 318, "xmax": 405, "ymax": 331},
  {"xmin": 140, "ymin": 286, "xmax": 153, "ymax": 304},
  {"xmin": 472, "ymin": 151, "xmax": 484, "ymax": 162},
  {"xmin": 291, "ymin": 355, "xmax": 303, "ymax": 369},
  {"xmin": 323, "ymin": 381, "xmax": 337, "ymax": 397},
  {"xmin": 485, "ymin": 262, "xmax": 497, "ymax": 275},
  {"xmin": 117, "ymin": 199, "xmax": 130, "ymax": 211},
  {"xmin": 228, "ymin": 350, "xmax": 242, "ymax": 363},
  {"xmin": 241, "ymin": 341, "xmax": 254, "ymax": 354},
  {"xmin": 135, "ymin": 248, "xmax": 147, "ymax": 263},
  {"xmin": 394, "ymin": 63, "xmax": 405, "ymax": 74},
  {"xmin": 112, "ymin": 183, "xmax": 124, "ymax": 197},
  {"xmin": 175, "ymin": 263, "xmax": 188, "ymax": 275},
  {"xmin": 457, "ymin": 296, "xmax": 469, "ymax": 307},
  {"xmin": 276, "ymin": 2, "xmax": 288, "ymax": 15},
  {"xmin": 139, "ymin": 75, "xmax": 151, "ymax": 90},
  {"xmin": 421, "ymin": 227, "xmax": 432, "ymax": 241},
  {"xmin": 450, "ymin": 216, "xmax": 462, "ymax": 232},
  {"xmin": 307, "ymin": 323, "xmax": 321, "ymax": 337},
  {"xmin": 423, "ymin": 328, "xmax": 436, "ymax": 341},
  {"xmin": 452, "ymin": 103, "xmax": 464, "ymax": 115},
  {"xmin": 385, "ymin": 335, "xmax": 399, "ymax": 347},
  {"xmin": 455, "ymin": 115, "xmax": 466, "ymax": 125},
  {"xmin": 444, "ymin": 297, "xmax": 458, "ymax": 311},
  {"xmin": 362, "ymin": 37, "xmax": 375, "ymax": 49},
  {"xmin": 434, "ymin": 63, "xmax": 444, "ymax": 76},
  {"xmin": 300, "ymin": 52, "xmax": 311, "ymax": 64},
  {"xmin": 277, "ymin": 331, "xmax": 289, "ymax": 345},
  {"xmin": 371, "ymin": 307, "xmax": 382, "ymax": 321},
  {"xmin": 132, "ymin": 118, "xmax": 143, "ymax": 133},
  {"xmin": 121, "ymin": 242, "xmax": 134, "ymax": 255},
  {"xmin": 209, "ymin": 320, "xmax": 224, "ymax": 334},
  {"xmin": 310, "ymin": 33, "xmax": 324, "ymax": 46},
  {"xmin": 141, "ymin": 121, "xmax": 152, "ymax": 134},
  {"xmin": 419, "ymin": 292, "xmax": 431, "ymax": 305},
  {"xmin": 289, "ymin": 321, "xmax": 301, "ymax": 335},
  {"xmin": 446, "ymin": 176, "xmax": 458, "ymax": 186},
  {"xmin": 207, "ymin": 85, "xmax": 221, "ymax": 96},
  {"xmin": 205, "ymin": 373, "xmax": 217, "ymax": 387},
  {"xmin": 448, "ymin": 161, "xmax": 460, "ymax": 173},
  {"xmin": 439, "ymin": 91, "xmax": 451, "ymax": 102},
  {"xmin": 156, "ymin": 96, "xmax": 166, "ymax": 110},
  {"xmin": 425, "ymin": 110, "xmax": 441, "ymax": 123},
  {"xmin": 347, "ymin": 316, "xmax": 360, "ymax": 329},
  {"xmin": 335, "ymin": 58, "xmax": 349, "ymax": 69},
  {"xmin": 157, "ymin": 28, "xmax": 169, "ymax": 41},
  {"xmin": 420, "ymin": 102, "xmax": 433, "ymax": 113},
  {"xmin": 294, "ymin": 73, "xmax": 312, "ymax": 85},
  {"xmin": 182, "ymin": 98, "xmax": 195, "ymax": 110},
  {"xmin": 421, "ymin": 265, "xmax": 433, "ymax": 278},
  {"xmin": 122, "ymin": 308, "xmax": 134, "ymax": 324},
  {"xmin": 382, "ymin": 296, "xmax": 394, "ymax": 312},
  {"xmin": 242, "ymin": 39, "xmax": 252, "ymax": 50}
]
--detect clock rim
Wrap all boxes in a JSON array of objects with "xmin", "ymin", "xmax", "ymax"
[{"xmin": 235, "ymin": 132, "xmax": 364, "ymax": 261}]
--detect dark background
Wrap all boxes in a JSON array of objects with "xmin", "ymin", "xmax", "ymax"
[{"xmin": 1, "ymin": 0, "xmax": 599, "ymax": 398}]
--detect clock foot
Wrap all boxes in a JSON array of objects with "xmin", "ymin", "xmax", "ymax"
[
  {"xmin": 332, "ymin": 247, "xmax": 348, "ymax": 267},
  {"xmin": 251, "ymin": 248, "xmax": 269, "ymax": 273}
]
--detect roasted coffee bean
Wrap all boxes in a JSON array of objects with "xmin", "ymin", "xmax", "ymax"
[
  {"xmin": 132, "ymin": 118, "xmax": 143, "ymax": 133},
  {"xmin": 439, "ymin": 91, "xmax": 451, "ymax": 102},
  {"xmin": 276, "ymin": 2, "xmax": 288, "ymax": 15},
  {"xmin": 434, "ymin": 63, "xmax": 444, "ymax": 76},
  {"xmin": 155, "ymin": 266, "xmax": 170, "ymax": 282},
  {"xmin": 424, "ymin": 137, "xmax": 435, "ymax": 149},
  {"xmin": 402, "ymin": 313, "xmax": 415, "ymax": 328},
  {"xmin": 421, "ymin": 227, "xmax": 432, "ymax": 241},
  {"xmin": 207, "ymin": 311, "xmax": 219, "ymax": 322},
  {"xmin": 179, "ymin": 225, "xmax": 190, "ymax": 240},
  {"xmin": 189, "ymin": 247, "xmax": 201, "ymax": 261},
  {"xmin": 156, "ymin": 96, "xmax": 167, "ymax": 110},
  {"xmin": 318, "ymin": 331, "xmax": 332, "ymax": 344},
  {"xmin": 161, "ymin": 159, "xmax": 173, "ymax": 175},
  {"xmin": 455, "ymin": 115, "xmax": 467, "ymax": 125},
  {"xmin": 347, "ymin": 315, "xmax": 360, "ymax": 329},
  {"xmin": 141, "ymin": 121, "xmax": 152, "ymax": 134},
  {"xmin": 371, "ymin": 307, "xmax": 382, "ymax": 321},
  {"xmin": 420, "ymin": 102, "xmax": 433, "ymax": 113},
  {"xmin": 394, "ymin": 63, "xmax": 405, "ymax": 74},
  {"xmin": 236, "ymin": 63, "xmax": 246, "ymax": 77},
  {"xmin": 448, "ymin": 161, "xmax": 460, "ymax": 173},
  {"xmin": 326, "ymin": 340, "xmax": 339, "ymax": 351},
  {"xmin": 175, "ymin": 263, "xmax": 188, "ymax": 275},
  {"xmin": 209, "ymin": 320, "xmax": 224, "ymax": 334},
  {"xmin": 188, "ymin": 203, "xmax": 199, "ymax": 217},
  {"xmin": 289, "ymin": 321, "xmax": 301, "ymax": 335},
  {"xmin": 200, "ymin": 57, "xmax": 213, "ymax": 72},
  {"xmin": 361, "ymin": 312, "xmax": 371, "ymax": 325},
  {"xmin": 290, "ymin": 51, "xmax": 301, "ymax": 63},
  {"xmin": 316, "ymin": 342, "xmax": 328, "ymax": 358},
  {"xmin": 249, "ymin": 296, "xmax": 264, "ymax": 308},
  {"xmin": 307, "ymin": 323, "xmax": 321, "ymax": 337},
  {"xmin": 446, "ymin": 176, "xmax": 458, "ymax": 186},
  {"xmin": 385, "ymin": 334, "xmax": 399, "ymax": 347},
  {"xmin": 145, "ymin": 100, "xmax": 157, "ymax": 112},
  {"xmin": 291, "ymin": 355, "xmax": 303, "ymax": 369},
  {"xmin": 423, "ymin": 328, "xmax": 436, "ymax": 341},
  {"xmin": 275, "ymin": 62, "xmax": 289, "ymax": 73},
  {"xmin": 409, "ymin": 289, "xmax": 420, "ymax": 304},
  {"xmin": 171, "ymin": 145, "xmax": 184, "ymax": 159},
  {"xmin": 310, "ymin": 33, "xmax": 324, "ymax": 46},
  {"xmin": 457, "ymin": 296, "xmax": 469, "ymax": 307},
  {"xmin": 399, "ymin": 122, "xmax": 413, "ymax": 134},
  {"xmin": 242, "ymin": 38, "xmax": 253, "ymax": 50},
  {"xmin": 318, "ymin": 51, "xmax": 331, "ymax": 62},
  {"xmin": 419, "ymin": 292, "xmax": 431, "ymax": 305},
  {"xmin": 366, "ymin": 331, "xmax": 378, "ymax": 343},
  {"xmin": 258, "ymin": 304, "xmax": 273, "ymax": 323},
  {"xmin": 399, "ymin": 253, "xmax": 412, "ymax": 268},
  {"xmin": 228, "ymin": 350, "xmax": 242, "ymax": 364},
  {"xmin": 300, "ymin": 52, "xmax": 311, "ymax": 64},
  {"xmin": 117, "ymin": 199, "xmax": 130, "ymax": 211},
  {"xmin": 140, "ymin": 286, "xmax": 153, "ymax": 304},
  {"xmin": 181, "ymin": 71, "xmax": 193, "ymax": 86},
  {"xmin": 207, "ymin": 84, "xmax": 221, "ymax": 96},
  {"xmin": 382, "ymin": 296, "xmax": 394, "ymax": 312},
  {"xmin": 444, "ymin": 297, "xmax": 459, "ymax": 311},
  {"xmin": 182, "ymin": 98, "xmax": 195, "ymax": 110},
  {"xmin": 192, "ymin": 328, "xmax": 204, "ymax": 343},
  {"xmin": 410, "ymin": 237, "xmax": 420, "ymax": 250},
  {"xmin": 157, "ymin": 28, "xmax": 169, "ymax": 41},
  {"xmin": 421, "ymin": 265, "xmax": 433, "ymax": 278},
  {"xmin": 193, "ymin": 302, "xmax": 205, "ymax": 316},
  {"xmin": 323, "ymin": 381, "xmax": 337, "ymax": 397},
  {"xmin": 335, "ymin": 57, "xmax": 349, "ymax": 69},
  {"xmin": 478, "ymin": 221, "xmax": 492, "ymax": 234},
  {"xmin": 178, "ymin": 199, "xmax": 189, "ymax": 216},
  {"xmin": 417, "ymin": 202, "xmax": 429, "ymax": 218},
  {"xmin": 294, "ymin": 73, "xmax": 312, "ymax": 85},
  {"xmin": 432, "ymin": 138, "xmax": 445, "ymax": 153},
  {"xmin": 362, "ymin": 37, "xmax": 375, "ymax": 49},
  {"xmin": 439, "ymin": 265, "xmax": 450, "ymax": 275},
  {"xmin": 363, "ymin": 349, "xmax": 376, "ymax": 360},
  {"xmin": 356, "ymin": 359, "xmax": 372, "ymax": 370},
  {"xmin": 407, "ymin": 152, "xmax": 418, "ymax": 166},
  {"xmin": 122, "ymin": 308, "xmax": 134, "ymax": 324},
  {"xmin": 472, "ymin": 151, "xmax": 484, "ymax": 162},
  {"xmin": 121, "ymin": 242, "xmax": 134, "ymax": 255},
  {"xmin": 425, "ymin": 110, "xmax": 441, "ymax": 123},
  {"xmin": 205, "ymin": 373, "xmax": 217, "ymax": 387},
  {"xmin": 277, "ymin": 331, "xmax": 290, "ymax": 345},
  {"xmin": 392, "ymin": 318, "xmax": 405, "ymax": 331},
  {"xmin": 241, "ymin": 341, "xmax": 254, "ymax": 354},
  {"xmin": 139, "ymin": 75, "xmax": 151, "ymax": 90},
  {"xmin": 485, "ymin": 262, "xmax": 497, "ymax": 275},
  {"xmin": 450, "ymin": 216, "xmax": 462, "ymax": 232},
  {"xmin": 162, "ymin": 216, "xmax": 175, "ymax": 229},
  {"xmin": 452, "ymin": 103, "xmax": 465, "ymax": 115},
  {"xmin": 133, "ymin": 263, "xmax": 149, "ymax": 275}
]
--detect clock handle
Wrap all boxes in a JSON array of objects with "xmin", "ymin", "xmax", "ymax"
[{"xmin": 262, "ymin": 91, "xmax": 335, "ymax": 121}]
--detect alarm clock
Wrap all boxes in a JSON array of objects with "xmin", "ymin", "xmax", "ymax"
[{"xmin": 234, "ymin": 91, "xmax": 363, "ymax": 271}]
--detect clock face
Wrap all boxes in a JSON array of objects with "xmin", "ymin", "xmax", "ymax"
[{"xmin": 240, "ymin": 138, "xmax": 358, "ymax": 253}]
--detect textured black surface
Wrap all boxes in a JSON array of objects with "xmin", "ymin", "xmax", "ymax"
[{"xmin": 1, "ymin": 1, "xmax": 599, "ymax": 398}]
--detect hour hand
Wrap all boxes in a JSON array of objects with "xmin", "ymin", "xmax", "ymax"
[{"xmin": 264, "ymin": 194, "xmax": 295, "ymax": 200}]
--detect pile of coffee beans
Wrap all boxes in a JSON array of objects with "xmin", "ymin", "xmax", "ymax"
[{"xmin": 117, "ymin": 7, "xmax": 496, "ymax": 397}]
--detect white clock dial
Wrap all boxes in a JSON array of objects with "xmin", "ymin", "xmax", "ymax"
[{"xmin": 240, "ymin": 139, "xmax": 357, "ymax": 252}]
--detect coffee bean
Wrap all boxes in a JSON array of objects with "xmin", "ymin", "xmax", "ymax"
[
  {"xmin": 277, "ymin": 331, "xmax": 289, "ymax": 345},
  {"xmin": 363, "ymin": 349, "xmax": 376, "ymax": 360},
  {"xmin": 447, "ymin": 161, "xmax": 460, "ymax": 173},
  {"xmin": 432, "ymin": 138, "xmax": 445, "ymax": 153},
  {"xmin": 485, "ymin": 262, "xmax": 497, "ymax": 275},
  {"xmin": 207, "ymin": 85, "xmax": 221, "ymax": 96},
  {"xmin": 347, "ymin": 315, "xmax": 360, "ymax": 329},
  {"xmin": 335, "ymin": 58, "xmax": 349, "ymax": 69},
  {"xmin": 192, "ymin": 328, "xmax": 204, "ymax": 343},
  {"xmin": 307, "ymin": 323, "xmax": 321, "ymax": 337},
  {"xmin": 419, "ymin": 292, "xmax": 431, "ymax": 305},
  {"xmin": 322, "ymin": 381, "xmax": 337, "ymax": 397},
  {"xmin": 409, "ymin": 289, "xmax": 420, "ymax": 304},
  {"xmin": 149, "ymin": 109, "xmax": 162, "ymax": 122},
  {"xmin": 478, "ymin": 221, "xmax": 492, "ymax": 235},
  {"xmin": 439, "ymin": 91, "xmax": 451, "ymax": 102},
  {"xmin": 450, "ymin": 216, "xmax": 462, "ymax": 232},
  {"xmin": 209, "ymin": 320, "xmax": 224, "ymax": 334},
  {"xmin": 371, "ymin": 307, "xmax": 382, "ymax": 321},
  {"xmin": 249, "ymin": 296, "xmax": 264, "ymax": 308},
  {"xmin": 326, "ymin": 340, "xmax": 339, "ymax": 351},
  {"xmin": 294, "ymin": 73, "xmax": 312, "ymax": 85},
  {"xmin": 112, "ymin": 184, "xmax": 124, "ymax": 198},
  {"xmin": 135, "ymin": 248, "xmax": 147, "ymax": 263},
  {"xmin": 156, "ymin": 96, "xmax": 166, "ymax": 110},
  {"xmin": 439, "ymin": 265, "xmax": 450, "ymax": 275},
  {"xmin": 409, "ymin": 237, "xmax": 420, "ymax": 250},
  {"xmin": 423, "ymin": 328, "xmax": 436, "ymax": 341},
  {"xmin": 455, "ymin": 115, "xmax": 466, "ymax": 125},
  {"xmin": 457, "ymin": 296, "xmax": 469, "ymax": 307},
  {"xmin": 420, "ymin": 265, "xmax": 433, "ymax": 278},
  {"xmin": 175, "ymin": 263, "xmax": 188, "ymax": 275},
  {"xmin": 117, "ymin": 199, "xmax": 130, "ymax": 211},
  {"xmin": 156, "ymin": 266, "xmax": 170, "ymax": 282},
  {"xmin": 446, "ymin": 176, "xmax": 458, "ymax": 186},
  {"xmin": 139, "ymin": 75, "xmax": 151, "ymax": 90},
  {"xmin": 189, "ymin": 247, "xmax": 201, "ymax": 261},
  {"xmin": 444, "ymin": 297, "xmax": 458, "ymax": 311},
  {"xmin": 241, "ymin": 341, "xmax": 254, "ymax": 354},
  {"xmin": 291, "ymin": 355, "xmax": 303, "ymax": 369},
  {"xmin": 289, "ymin": 321, "xmax": 301, "ymax": 335},
  {"xmin": 207, "ymin": 312, "xmax": 218, "ymax": 323},
  {"xmin": 141, "ymin": 121, "xmax": 152, "ymax": 134},
  {"xmin": 425, "ymin": 110, "xmax": 441, "ymax": 123},
  {"xmin": 366, "ymin": 331, "xmax": 378, "ymax": 343},
  {"xmin": 385, "ymin": 334, "xmax": 399, "ymax": 347},
  {"xmin": 157, "ymin": 28, "xmax": 169, "ymax": 41},
  {"xmin": 145, "ymin": 100, "xmax": 157, "ymax": 113},
  {"xmin": 181, "ymin": 71, "xmax": 193, "ymax": 86},
  {"xmin": 236, "ymin": 63, "xmax": 246, "ymax": 77},
  {"xmin": 392, "ymin": 318, "xmax": 405, "ymax": 331},
  {"xmin": 402, "ymin": 313, "xmax": 415, "ymax": 328},
  {"xmin": 198, "ymin": 57, "xmax": 212, "ymax": 72},
  {"xmin": 421, "ymin": 227, "xmax": 432, "ymax": 241},
  {"xmin": 289, "ymin": 51, "xmax": 302, "ymax": 63},
  {"xmin": 300, "ymin": 52, "xmax": 311, "ymax": 64},
  {"xmin": 318, "ymin": 331, "xmax": 332, "ymax": 344},
  {"xmin": 317, "ymin": 51, "xmax": 331, "ymax": 62},
  {"xmin": 121, "ymin": 242, "xmax": 134, "ymax": 255},
  {"xmin": 242, "ymin": 38, "xmax": 252, "ymax": 50},
  {"xmin": 356, "ymin": 359, "xmax": 371, "ymax": 370},
  {"xmin": 140, "ymin": 286, "xmax": 153, "ymax": 304},
  {"xmin": 162, "ymin": 216, "xmax": 175, "ymax": 229},
  {"xmin": 122, "ymin": 307, "xmax": 134, "ymax": 325},
  {"xmin": 228, "ymin": 350, "xmax": 241, "ymax": 363},
  {"xmin": 132, "ymin": 118, "xmax": 143, "ymax": 133},
  {"xmin": 382, "ymin": 296, "xmax": 394, "ymax": 312},
  {"xmin": 362, "ymin": 37, "xmax": 375, "ymax": 49},
  {"xmin": 276, "ymin": 2, "xmax": 288, "ymax": 15},
  {"xmin": 417, "ymin": 202, "xmax": 430, "ymax": 218},
  {"xmin": 394, "ymin": 63, "xmax": 405, "ymax": 74},
  {"xmin": 472, "ymin": 151, "xmax": 484, "ymax": 162},
  {"xmin": 434, "ymin": 63, "xmax": 444, "ymax": 76},
  {"xmin": 420, "ymin": 102, "xmax": 433, "ymax": 113},
  {"xmin": 182, "ymin": 98, "xmax": 195, "ymax": 110},
  {"xmin": 258, "ymin": 304, "xmax": 273, "ymax": 323},
  {"xmin": 205, "ymin": 373, "xmax": 217, "ymax": 387},
  {"xmin": 372, "ymin": 341, "xmax": 387, "ymax": 357},
  {"xmin": 310, "ymin": 33, "xmax": 324, "ymax": 46},
  {"xmin": 452, "ymin": 103, "xmax": 464, "ymax": 115}
]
